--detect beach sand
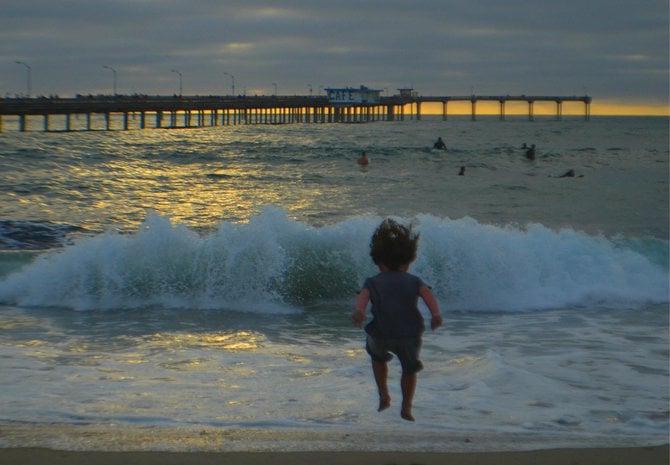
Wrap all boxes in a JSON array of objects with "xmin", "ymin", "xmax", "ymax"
[
  {"xmin": 0, "ymin": 445, "xmax": 668, "ymax": 465},
  {"xmin": 0, "ymin": 424, "xmax": 667, "ymax": 464}
]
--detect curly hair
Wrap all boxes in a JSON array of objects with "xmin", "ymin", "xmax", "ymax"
[{"xmin": 369, "ymin": 219, "xmax": 419, "ymax": 271}]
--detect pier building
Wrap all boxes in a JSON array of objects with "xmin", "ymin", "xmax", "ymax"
[{"xmin": 325, "ymin": 86, "xmax": 382, "ymax": 104}]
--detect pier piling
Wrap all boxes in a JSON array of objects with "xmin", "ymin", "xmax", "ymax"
[{"xmin": 0, "ymin": 94, "xmax": 592, "ymax": 132}]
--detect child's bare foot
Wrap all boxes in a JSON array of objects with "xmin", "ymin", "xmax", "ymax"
[
  {"xmin": 401, "ymin": 406, "xmax": 415, "ymax": 421},
  {"xmin": 378, "ymin": 395, "xmax": 391, "ymax": 412}
]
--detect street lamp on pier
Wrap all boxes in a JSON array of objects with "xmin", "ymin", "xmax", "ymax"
[
  {"xmin": 102, "ymin": 65, "xmax": 117, "ymax": 96},
  {"xmin": 14, "ymin": 61, "xmax": 31, "ymax": 97},
  {"xmin": 223, "ymin": 72, "xmax": 235, "ymax": 96},
  {"xmin": 272, "ymin": 82, "xmax": 277, "ymax": 96},
  {"xmin": 170, "ymin": 69, "xmax": 183, "ymax": 97}
]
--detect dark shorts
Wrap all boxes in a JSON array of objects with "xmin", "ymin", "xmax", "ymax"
[{"xmin": 365, "ymin": 334, "xmax": 423, "ymax": 375}]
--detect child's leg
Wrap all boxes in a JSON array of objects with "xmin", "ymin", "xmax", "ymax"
[
  {"xmin": 400, "ymin": 372, "xmax": 417, "ymax": 421},
  {"xmin": 371, "ymin": 360, "xmax": 391, "ymax": 411}
]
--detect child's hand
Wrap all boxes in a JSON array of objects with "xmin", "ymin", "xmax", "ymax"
[
  {"xmin": 430, "ymin": 314, "xmax": 443, "ymax": 330},
  {"xmin": 353, "ymin": 288, "xmax": 370, "ymax": 327},
  {"xmin": 351, "ymin": 310, "xmax": 365, "ymax": 327}
]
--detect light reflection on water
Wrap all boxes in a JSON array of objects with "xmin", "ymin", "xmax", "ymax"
[
  {"xmin": 0, "ymin": 303, "xmax": 668, "ymax": 450},
  {"xmin": 1, "ymin": 125, "xmax": 363, "ymax": 231},
  {"xmin": 1, "ymin": 117, "xmax": 667, "ymax": 238},
  {"xmin": 147, "ymin": 330, "xmax": 265, "ymax": 351},
  {"xmin": 71, "ymin": 135, "xmax": 341, "ymax": 230}
]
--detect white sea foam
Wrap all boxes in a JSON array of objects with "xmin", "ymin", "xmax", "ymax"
[{"xmin": 0, "ymin": 208, "xmax": 666, "ymax": 312}]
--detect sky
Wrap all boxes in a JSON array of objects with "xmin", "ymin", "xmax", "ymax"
[{"xmin": 0, "ymin": 0, "xmax": 667, "ymax": 114}]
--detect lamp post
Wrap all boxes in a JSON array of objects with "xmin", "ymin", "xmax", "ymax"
[
  {"xmin": 102, "ymin": 65, "xmax": 117, "ymax": 96},
  {"xmin": 272, "ymin": 82, "xmax": 277, "ymax": 96},
  {"xmin": 14, "ymin": 61, "xmax": 31, "ymax": 97},
  {"xmin": 223, "ymin": 72, "xmax": 235, "ymax": 96},
  {"xmin": 170, "ymin": 69, "xmax": 182, "ymax": 97}
]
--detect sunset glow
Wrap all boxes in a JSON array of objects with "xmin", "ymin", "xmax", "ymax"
[{"xmin": 419, "ymin": 100, "xmax": 667, "ymax": 117}]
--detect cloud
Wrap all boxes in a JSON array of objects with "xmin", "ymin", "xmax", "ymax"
[{"xmin": 0, "ymin": 0, "xmax": 666, "ymax": 105}]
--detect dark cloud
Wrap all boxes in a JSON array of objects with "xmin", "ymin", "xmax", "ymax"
[{"xmin": 0, "ymin": 0, "xmax": 667, "ymax": 106}]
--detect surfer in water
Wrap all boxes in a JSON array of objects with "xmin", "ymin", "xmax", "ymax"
[
  {"xmin": 357, "ymin": 151, "xmax": 369, "ymax": 165},
  {"xmin": 525, "ymin": 144, "xmax": 536, "ymax": 160},
  {"xmin": 551, "ymin": 169, "xmax": 584, "ymax": 178},
  {"xmin": 433, "ymin": 137, "xmax": 447, "ymax": 150}
]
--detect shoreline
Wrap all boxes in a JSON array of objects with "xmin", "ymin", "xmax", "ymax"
[
  {"xmin": 1, "ymin": 423, "xmax": 667, "ymax": 452},
  {"xmin": 1, "ymin": 445, "xmax": 668, "ymax": 465}
]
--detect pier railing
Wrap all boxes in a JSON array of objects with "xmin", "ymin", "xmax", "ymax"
[{"xmin": 0, "ymin": 94, "xmax": 591, "ymax": 132}]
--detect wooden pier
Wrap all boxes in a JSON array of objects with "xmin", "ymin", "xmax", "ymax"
[{"xmin": 0, "ymin": 94, "xmax": 591, "ymax": 132}]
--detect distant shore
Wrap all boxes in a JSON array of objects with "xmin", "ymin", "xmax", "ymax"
[{"xmin": 1, "ymin": 445, "xmax": 668, "ymax": 465}]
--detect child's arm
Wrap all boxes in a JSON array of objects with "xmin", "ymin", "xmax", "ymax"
[
  {"xmin": 419, "ymin": 284, "xmax": 443, "ymax": 330},
  {"xmin": 351, "ymin": 287, "xmax": 370, "ymax": 327}
]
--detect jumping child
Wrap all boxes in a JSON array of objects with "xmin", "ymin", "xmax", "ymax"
[{"xmin": 351, "ymin": 219, "xmax": 442, "ymax": 421}]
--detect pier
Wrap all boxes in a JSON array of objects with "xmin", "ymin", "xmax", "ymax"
[
  {"xmin": 0, "ymin": 94, "xmax": 591, "ymax": 132},
  {"xmin": 418, "ymin": 95, "xmax": 592, "ymax": 122}
]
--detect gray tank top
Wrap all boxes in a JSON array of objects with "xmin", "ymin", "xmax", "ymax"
[{"xmin": 363, "ymin": 271, "xmax": 425, "ymax": 338}]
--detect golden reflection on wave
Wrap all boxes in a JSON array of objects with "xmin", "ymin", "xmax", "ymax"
[
  {"xmin": 448, "ymin": 355, "xmax": 482, "ymax": 366},
  {"xmin": 90, "ymin": 129, "xmax": 346, "ymax": 228},
  {"xmin": 0, "ymin": 314, "xmax": 42, "ymax": 330},
  {"xmin": 344, "ymin": 347, "xmax": 363, "ymax": 358},
  {"xmin": 7, "ymin": 127, "xmax": 358, "ymax": 230},
  {"xmin": 149, "ymin": 330, "xmax": 265, "ymax": 351}
]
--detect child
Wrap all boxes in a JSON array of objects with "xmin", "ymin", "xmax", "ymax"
[{"xmin": 351, "ymin": 219, "xmax": 442, "ymax": 421}]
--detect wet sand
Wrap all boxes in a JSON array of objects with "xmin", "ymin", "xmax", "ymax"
[{"xmin": 1, "ymin": 445, "xmax": 668, "ymax": 465}]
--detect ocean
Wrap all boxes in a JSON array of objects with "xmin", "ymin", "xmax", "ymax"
[{"xmin": 0, "ymin": 115, "xmax": 667, "ymax": 452}]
